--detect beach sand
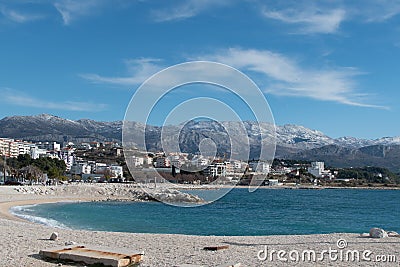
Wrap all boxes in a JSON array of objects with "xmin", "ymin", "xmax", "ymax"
[{"xmin": 0, "ymin": 185, "xmax": 399, "ymax": 266}]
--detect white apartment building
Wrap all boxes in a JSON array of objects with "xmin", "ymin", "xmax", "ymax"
[
  {"xmin": 17, "ymin": 142, "xmax": 33, "ymax": 155},
  {"xmin": 76, "ymin": 143, "xmax": 92, "ymax": 150},
  {"xmin": 203, "ymin": 162, "xmax": 226, "ymax": 177},
  {"xmin": 37, "ymin": 141, "xmax": 61, "ymax": 151},
  {"xmin": 308, "ymin": 161, "xmax": 324, "ymax": 177},
  {"xmin": 110, "ymin": 165, "xmax": 123, "ymax": 178},
  {"xmin": 308, "ymin": 161, "xmax": 332, "ymax": 178},
  {"xmin": 70, "ymin": 162, "xmax": 92, "ymax": 175},
  {"xmin": 61, "ymin": 148, "xmax": 75, "ymax": 171},
  {"xmin": 155, "ymin": 157, "xmax": 171, "ymax": 168},
  {"xmin": 248, "ymin": 161, "xmax": 271, "ymax": 174},
  {"xmin": 0, "ymin": 138, "xmax": 18, "ymax": 157},
  {"xmin": 145, "ymin": 155, "xmax": 153, "ymax": 165},
  {"xmin": 130, "ymin": 156, "xmax": 144, "ymax": 167},
  {"xmin": 30, "ymin": 146, "xmax": 48, "ymax": 159},
  {"xmin": 190, "ymin": 156, "xmax": 209, "ymax": 167},
  {"xmin": 95, "ymin": 163, "xmax": 108, "ymax": 174},
  {"xmin": 0, "ymin": 138, "xmax": 38, "ymax": 158}
]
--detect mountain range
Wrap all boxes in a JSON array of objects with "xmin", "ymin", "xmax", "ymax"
[{"xmin": 1, "ymin": 114, "xmax": 399, "ymax": 172}]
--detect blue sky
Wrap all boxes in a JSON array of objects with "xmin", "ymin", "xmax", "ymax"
[{"xmin": 0, "ymin": 0, "xmax": 400, "ymax": 139}]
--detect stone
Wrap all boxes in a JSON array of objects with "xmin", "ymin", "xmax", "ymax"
[
  {"xmin": 387, "ymin": 231, "xmax": 399, "ymax": 237},
  {"xmin": 369, "ymin": 228, "xmax": 388, "ymax": 238},
  {"xmin": 65, "ymin": 241, "xmax": 77, "ymax": 246},
  {"xmin": 49, "ymin": 232, "xmax": 59, "ymax": 241}
]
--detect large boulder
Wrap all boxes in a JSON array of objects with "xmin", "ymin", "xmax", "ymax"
[{"xmin": 369, "ymin": 228, "xmax": 388, "ymax": 238}]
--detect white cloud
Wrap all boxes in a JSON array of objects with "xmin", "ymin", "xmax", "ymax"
[
  {"xmin": 260, "ymin": 0, "xmax": 400, "ymax": 34},
  {"xmin": 356, "ymin": 0, "xmax": 400, "ymax": 22},
  {"xmin": 151, "ymin": 0, "xmax": 230, "ymax": 22},
  {"xmin": 80, "ymin": 48, "xmax": 386, "ymax": 109},
  {"xmin": 81, "ymin": 58, "xmax": 164, "ymax": 86},
  {"xmin": 198, "ymin": 48, "xmax": 387, "ymax": 109},
  {"xmin": 262, "ymin": 7, "xmax": 346, "ymax": 34},
  {"xmin": 0, "ymin": 6, "xmax": 42, "ymax": 23},
  {"xmin": 0, "ymin": 88, "xmax": 108, "ymax": 112},
  {"xmin": 53, "ymin": 0, "xmax": 105, "ymax": 25}
]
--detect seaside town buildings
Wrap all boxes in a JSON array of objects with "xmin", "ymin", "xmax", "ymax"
[
  {"xmin": 1, "ymin": 136, "xmax": 340, "ymax": 185},
  {"xmin": 0, "ymin": 137, "xmax": 125, "ymax": 182},
  {"xmin": 307, "ymin": 161, "xmax": 334, "ymax": 179}
]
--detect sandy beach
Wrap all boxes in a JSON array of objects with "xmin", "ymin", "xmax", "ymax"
[{"xmin": 0, "ymin": 184, "xmax": 399, "ymax": 266}]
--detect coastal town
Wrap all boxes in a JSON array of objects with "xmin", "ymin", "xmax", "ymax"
[{"xmin": 1, "ymin": 136, "xmax": 398, "ymax": 187}]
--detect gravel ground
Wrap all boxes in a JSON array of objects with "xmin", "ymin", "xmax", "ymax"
[{"xmin": 0, "ymin": 185, "xmax": 399, "ymax": 267}]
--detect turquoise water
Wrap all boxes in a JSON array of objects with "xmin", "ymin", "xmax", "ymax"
[{"xmin": 12, "ymin": 188, "xmax": 400, "ymax": 236}]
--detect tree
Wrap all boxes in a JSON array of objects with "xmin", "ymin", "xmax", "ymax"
[
  {"xmin": 32, "ymin": 157, "xmax": 66, "ymax": 179},
  {"xmin": 17, "ymin": 154, "xmax": 32, "ymax": 168},
  {"xmin": 48, "ymin": 166, "xmax": 62, "ymax": 179},
  {"xmin": 103, "ymin": 169, "xmax": 112, "ymax": 181},
  {"xmin": 21, "ymin": 165, "xmax": 43, "ymax": 185}
]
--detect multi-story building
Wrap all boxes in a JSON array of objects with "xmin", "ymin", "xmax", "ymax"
[
  {"xmin": 37, "ymin": 141, "xmax": 61, "ymax": 152},
  {"xmin": 8, "ymin": 141, "xmax": 19, "ymax": 158},
  {"xmin": 155, "ymin": 157, "xmax": 171, "ymax": 168},
  {"xmin": 308, "ymin": 161, "xmax": 333, "ymax": 178},
  {"xmin": 248, "ymin": 161, "xmax": 271, "ymax": 174},
  {"xmin": 225, "ymin": 161, "xmax": 234, "ymax": 176},
  {"xmin": 110, "ymin": 165, "xmax": 123, "ymax": 178},
  {"xmin": 17, "ymin": 141, "xmax": 33, "ymax": 155},
  {"xmin": 95, "ymin": 163, "xmax": 108, "ymax": 174},
  {"xmin": 145, "ymin": 155, "xmax": 153, "ymax": 166},
  {"xmin": 70, "ymin": 162, "xmax": 92, "ymax": 175},
  {"xmin": 308, "ymin": 161, "xmax": 325, "ymax": 177},
  {"xmin": 76, "ymin": 143, "xmax": 91, "ymax": 150},
  {"xmin": 203, "ymin": 162, "xmax": 226, "ymax": 177},
  {"xmin": 0, "ymin": 138, "xmax": 16, "ymax": 157},
  {"xmin": 129, "ymin": 156, "xmax": 144, "ymax": 167},
  {"xmin": 60, "ymin": 147, "xmax": 75, "ymax": 171},
  {"xmin": 30, "ymin": 146, "xmax": 48, "ymax": 159}
]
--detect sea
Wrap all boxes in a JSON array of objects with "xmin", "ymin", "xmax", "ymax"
[{"xmin": 10, "ymin": 188, "xmax": 400, "ymax": 236}]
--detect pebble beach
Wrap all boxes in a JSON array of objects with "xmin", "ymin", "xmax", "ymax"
[{"xmin": 0, "ymin": 184, "xmax": 399, "ymax": 266}]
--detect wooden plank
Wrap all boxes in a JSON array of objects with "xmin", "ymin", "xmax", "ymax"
[
  {"xmin": 217, "ymin": 263, "xmax": 241, "ymax": 267},
  {"xmin": 203, "ymin": 245, "xmax": 229, "ymax": 251},
  {"xmin": 175, "ymin": 262, "xmax": 241, "ymax": 267},
  {"xmin": 39, "ymin": 245, "xmax": 143, "ymax": 267}
]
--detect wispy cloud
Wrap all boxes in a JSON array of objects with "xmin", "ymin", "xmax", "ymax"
[
  {"xmin": 356, "ymin": 0, "xmax": 400, "ymax": 22},
  {"xmin": 262, "ymin": 7, "xmax": 346, "ymax": 34},
  {"xmin": 151, "ymin": 0, "xmax": 230, "ymax": 22},
  {"xmin": 260, "ymin": 0, "xmax": 400, "ymax": 34},
  {"xmin": 53, "ymin": 0, "xmax": 105, "ymax": 25},
  {"xmin": 198, "ymin": 48, "xmax": 387, "ymax": 109},
  {"xmin": 0, "ymin": 6, "xmax": 42, "ymax": 23},
  {"xmin": 81, "ymin": 58, "xmax": 164, "ymax": 86},
  {"xmin": 0, "ymin": 88, "xmax": 108, "ymax": 111}
]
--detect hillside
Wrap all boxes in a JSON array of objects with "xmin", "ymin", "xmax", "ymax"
[{"xmin": 1, "ymin": 114, "xmax": 400, "ymax": 171}]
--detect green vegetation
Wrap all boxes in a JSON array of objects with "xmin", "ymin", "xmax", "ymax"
[
  {"xmin": 336, "ymin": 166, "xmax": 400, "ymax": 184},
  {"xmin": 272, "ymin": 159, "xmax": 310, "ymax": 168},
  {"xmin": 6, "ymin": 154, "xmax": 66, "ymax": 180}
]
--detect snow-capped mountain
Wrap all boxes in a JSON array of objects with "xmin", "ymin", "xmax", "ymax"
[
  {"xmin": 1, "ymin": 114, "xmax": 400, "ymax": 149},
  {"xmin": 2, "ymin": 114, "xmax": 400, "ymax": 171}
]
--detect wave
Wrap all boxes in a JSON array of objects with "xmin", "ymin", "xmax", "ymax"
[
  {"xmin": 10, "ymin": 205, "xmax": 69, "ymax": 229},
  {"xmin": 10, "ymin": 204, "xmax": 38, "ymax": 213}
]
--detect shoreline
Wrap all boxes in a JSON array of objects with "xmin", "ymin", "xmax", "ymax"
[
  {"xmin": 1, "ymin": 185, "xmax": 399, "ymax": 266},
  {"xmin": 3, "ymin": 184, "xmax": 399, "ymax": 223},
  {"xmin": 0, "ymin": 197, "xmax": 93, "ymax": 222}
]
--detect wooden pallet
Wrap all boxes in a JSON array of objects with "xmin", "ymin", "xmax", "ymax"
[{"xmin": 40, "ymin": 245, "xmax": 143, "ymax": 267}]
